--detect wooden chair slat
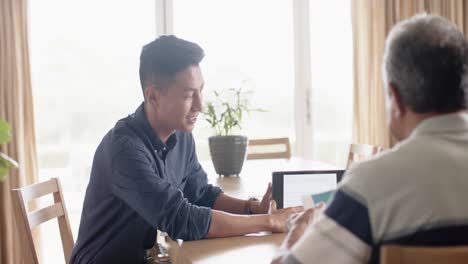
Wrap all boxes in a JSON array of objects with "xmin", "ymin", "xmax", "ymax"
[
  {"xmin": 28, "ymin": 202, "xmax": 65, "ymax": 228},
  {"xmin": 21, "ymin": 178, "xmax": 59, "ymax": 202},
  {"xmin": 381, "ymin": 245, "xmax": 468, "ymax": 264},
  {"xmin": 247, "ymin": 137, "xmax": 291, "ymax": 160}
]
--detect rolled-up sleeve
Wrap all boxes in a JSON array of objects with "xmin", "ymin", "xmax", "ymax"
[
  {"xmin": 182, "ymin": 137, "xmax": 222, "ymax": 208},
  {"xmin": 110, "ymin": 137, "xmax": 212, "ymax": 241}
]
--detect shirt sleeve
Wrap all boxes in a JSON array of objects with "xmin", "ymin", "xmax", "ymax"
[
  {"xmin": 182, "ymin": 134, "xmax": 223, "ymax": 208},
  {"xmin": 110, "ymin": 136, "xmax": 212, "ymax": 241}
]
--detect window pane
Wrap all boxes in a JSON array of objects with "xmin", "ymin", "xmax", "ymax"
[
  {"xmin": 29, "ymin": 0, "xmax": 156, "ymax": 261},
  {"xmin": 173, "ymin": 0, "xmax": 295, "ymax": 160},
  {"xmin": 309, "ymin": 0, "xmax": 353, "ymax": 166}
]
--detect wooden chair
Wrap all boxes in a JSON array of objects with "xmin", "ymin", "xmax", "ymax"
[
  {"xmin": 12, "ymin": 177, "xmax": 74, "ymax": 264},
  {"xmin": 347, "ymin": 143, "xmax": 383, "ymax": 168},
  {"xmin": 246, "ymin": 137, "xmax": 291, "ymax": 160},
  {"xmin": 381, "ymin": 245, "xmax": 468, "ymax": 264}
]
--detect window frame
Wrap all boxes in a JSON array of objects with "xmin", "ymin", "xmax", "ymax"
[{"xmin": 156, "ymin": 0, "xmax": 315, "ymax": 159}]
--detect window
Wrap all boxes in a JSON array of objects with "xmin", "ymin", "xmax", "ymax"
[
  {"xmin": 30, "ymin": 0, "xmax": 156, "ymax": 261},
  {"xmin": 309, "ymin": 0, "xmax": 354, "ymax": 166},
  {"xmin": 171, "ymin": 0, "xmax": 353, "ymax": 166},
  {"xmin": 172, "ymin": 0, "xmax": 295, "ymax": 160}
]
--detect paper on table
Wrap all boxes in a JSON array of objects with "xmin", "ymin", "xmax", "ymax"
[{"xmin": 301, "ymin": 189, "xmax": 335, "ymax": 209}]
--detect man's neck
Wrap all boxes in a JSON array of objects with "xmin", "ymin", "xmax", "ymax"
[
  {"xmin": 144, "ymin": 102, "xmax": 174, "ymax": 143},
  {"xmin": 403, "ymin": 109, "xmax": 464, "ymax": 138}
]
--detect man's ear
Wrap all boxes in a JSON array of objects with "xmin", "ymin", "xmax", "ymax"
[
  {"xmin": 144, "ymin": 85, "xmax": 159, "ymax": 106},
  {"xmin": 389, "ymin": 83, "xmax": 406, "ymax": 118}
]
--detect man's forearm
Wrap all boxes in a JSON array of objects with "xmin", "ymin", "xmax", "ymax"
[
  {"xmin": 205, "ymin": 210, "xmax": 272, "ymax": 238},
  {"xmin": 212, "ymin": 193, "xmax": 254, "ymax": 214}
]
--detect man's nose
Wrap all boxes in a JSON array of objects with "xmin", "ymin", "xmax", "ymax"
[{"xmin": 192, "ymin": 92, "xmax": 203, "ymax": 111}]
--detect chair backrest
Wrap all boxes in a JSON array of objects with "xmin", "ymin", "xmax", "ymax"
[
  {"xmin": 246, "ymin": 137, "xmax": 291, "ymax": 160},
  {"xmin": 381, "ymin": 245, "xmax": 468, "ymax": 264},
  {"xmin": 11, "ymin": 177, "xmax": 74, "ymax": 264},
  {"xmin": 347, "ymin": 143, "xmax": 383, "ymax": 168}
]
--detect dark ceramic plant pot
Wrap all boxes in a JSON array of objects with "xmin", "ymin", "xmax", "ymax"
[{"xmin": 208, "ymin": 135, "xmax": 248, "ymax": 177}]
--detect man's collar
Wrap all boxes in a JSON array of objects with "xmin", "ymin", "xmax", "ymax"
[
  {"xmin": 411, "ymin": 111, "xmax": 468, "ymax": 136},
  {"xmin": 132, "ymin": 102, "xmax": 177, "ymax": 151}
]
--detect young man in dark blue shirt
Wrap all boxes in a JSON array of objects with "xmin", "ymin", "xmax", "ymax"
[{"xmin": 70, "ymin": 36, "xmax": 302, "ymax": 264}]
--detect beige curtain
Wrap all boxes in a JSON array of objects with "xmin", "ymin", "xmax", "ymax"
[
  {"xmin": 351, "ymin": 0, "xmax": 468, "ymax": 148},
  {"xmin": 0, "ymin": 0, "xmax": 40, "ymax": 263}
]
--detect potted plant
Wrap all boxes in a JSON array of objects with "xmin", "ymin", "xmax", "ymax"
[
  {"xmin": 203, "ymin": 87, "xmax": 260, "ymax": 177},
  {"xmin": 0, "ymin": 120, "xmax": 19, "ymax": 182}
]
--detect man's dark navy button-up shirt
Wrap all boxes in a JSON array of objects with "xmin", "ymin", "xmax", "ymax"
[{"xmin": 70, "ymin": 103, "xmax": 222, "ymax": 264}]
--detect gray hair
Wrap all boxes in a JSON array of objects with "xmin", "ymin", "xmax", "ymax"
[{"xmin": 383, "ymin": 14, "xmax": 468, "ymax": 112}]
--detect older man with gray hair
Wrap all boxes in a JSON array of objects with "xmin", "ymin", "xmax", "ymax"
[{"xmin": 273, "ymin": 14, "xmax": 468, "ymax": 264}]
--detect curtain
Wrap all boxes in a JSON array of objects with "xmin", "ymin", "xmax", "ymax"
[
  {"xmin": 351, "ymin": 0, "xmax": 468, "ymax": 149},
  {"xmin": 0, "ymin": 0, "xmax": 40, "ymax": 263}
]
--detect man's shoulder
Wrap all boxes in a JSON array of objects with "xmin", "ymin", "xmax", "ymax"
[
  {"xmin": 341, "ymin": 132, "xmax": 468, "ymax": 199},
  {"xmin": 107, "ymin": 118, "xmax": 147, "ymax": 153},
  {"xmin": 173, "ymin": 131, "xmax": 195, "ymax": 148},
  {"xmin": 346, "ymin": 136, "xmax": 428, "ymax": 176},
  {"xmin": 340, "ymin": 139, "xmax": 422, "ymax": 194},
  {"xmin": 344, "ymin": 147, "xmax": 397, "ymax": 180}
]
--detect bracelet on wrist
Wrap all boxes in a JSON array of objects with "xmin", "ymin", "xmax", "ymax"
[{"xmin": 244, "ymin": 197, "xmax": 260, "ymax": 214}]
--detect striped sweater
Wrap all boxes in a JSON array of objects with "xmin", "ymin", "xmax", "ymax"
[{"xmin": 285, "ymin": 112, "xmax": 468, "ymax": 264}]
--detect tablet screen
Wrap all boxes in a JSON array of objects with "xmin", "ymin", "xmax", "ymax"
[
  {"xmin": 272, "ymin": 170, "xmax": 344, "ymax": 209},
  {"xmin": 283, "ymin": 173, "xmax": 337, "ymax": 208}
]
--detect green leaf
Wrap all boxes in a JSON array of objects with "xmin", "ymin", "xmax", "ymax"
[
  {"xmin": 0, "ymin": 120, "xmax": 11, "ymax": 144},
  {"xmin": 0, "ymin": 153, "xmax": 17, "ymax": 182},
  {"xmin": 200, "ymin": 87, "xmax": 267, "ymax": 136},
  {"xmin": 0, "ymin": 167, "xmax": 8, "ymax": 182},
  {"xmin": 0, "ymin": 152, "xmax": 18, "ymax": 168}
]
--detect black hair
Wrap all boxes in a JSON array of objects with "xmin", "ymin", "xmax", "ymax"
[{"xmin": 139, "ymin": 35, "xmax": 205, "ymax": 93}]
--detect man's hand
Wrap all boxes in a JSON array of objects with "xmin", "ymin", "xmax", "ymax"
[
  {"xmin": 283, "ymin": 203, "xmax": 325, "ymax": 248},
  {"xmin": 268, "ymin": 200, "xmax": 304, "ymax": 233},
  {"xmin": 270, "ymin": 203, "xmax": 325, "ymax": 264},
  {"xmin": 251, "ymin": 183, "xmax": 273, "ymax": 214}
]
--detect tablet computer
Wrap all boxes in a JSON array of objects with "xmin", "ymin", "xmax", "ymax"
[{"xmin": 272, "ymin": 170, "xmax": 345, "ymax": 209}]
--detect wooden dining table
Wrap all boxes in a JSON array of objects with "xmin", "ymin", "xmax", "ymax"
[
  {"xmin": 164, "ymin": 157, "xmax": 341, "ymax": 264},
  {"xmin": 205, "ymin": 157, "xmax": 340, "ymax": 199}
]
